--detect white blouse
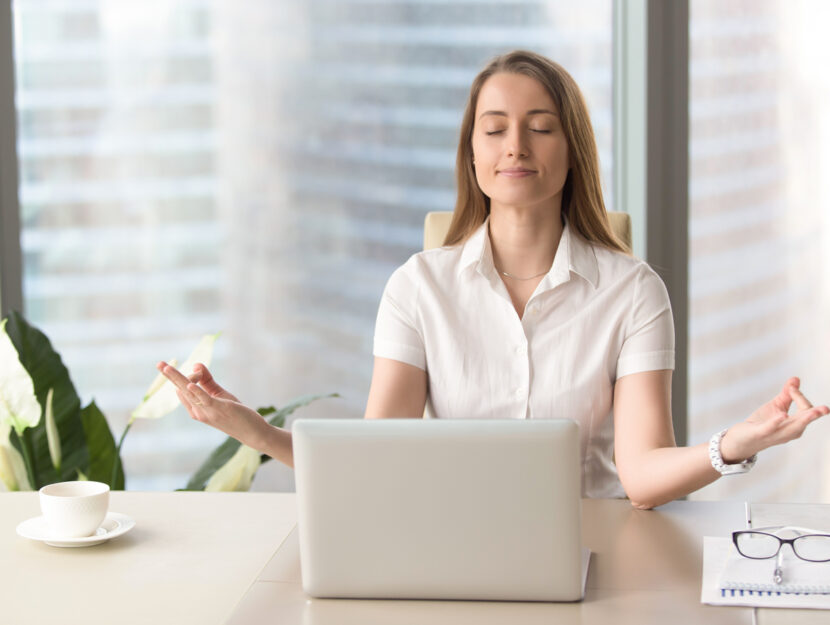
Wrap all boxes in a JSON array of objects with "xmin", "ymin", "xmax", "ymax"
[{"xmin": 373, "ymin": 218, "xmax": 675, "ymax": 498}]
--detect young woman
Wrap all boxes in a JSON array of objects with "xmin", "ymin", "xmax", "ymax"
[{"xmin": 158, "ymin": 50, "xmax": 827, "ymax": 509}]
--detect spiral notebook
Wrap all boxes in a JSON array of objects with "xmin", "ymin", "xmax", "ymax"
[{"xmin": 701, "ymin": 537, "xmax": 830, "ymax": 609}]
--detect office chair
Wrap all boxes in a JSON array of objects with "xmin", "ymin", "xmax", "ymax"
[{"xmin": 423, "ymin": 211, "xmax": 632, "ymax": 251}]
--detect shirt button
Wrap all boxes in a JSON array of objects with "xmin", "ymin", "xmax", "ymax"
[
  {"xmin": 515, "ymin": 345, "xmax": 527, "ymax": 356},
  {"xmin": 514, "ymin": 387, "xmax": 525, "ymax": 398}
]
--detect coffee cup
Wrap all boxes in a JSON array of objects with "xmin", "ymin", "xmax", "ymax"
[{"xmin": 39, "ymin": 481, "xmax": 110, "ymax": 538}]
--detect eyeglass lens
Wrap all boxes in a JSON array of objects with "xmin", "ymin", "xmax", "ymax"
[
  {"xmin": 736, "ymin": 532, "xmax": 830, "ymax": 561},
  {"xmin": 794, "ymin": 535, "xmax": 830, "ymax": 561},
  {"xmin": 736, "ymin": 532, "xmax": 780, "ymax": 558}
]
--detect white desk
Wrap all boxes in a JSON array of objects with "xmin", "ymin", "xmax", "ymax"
[
  {"xmin": 2, "ymin": 492, "xmax": 828, "ymax": 624},
  {"xmin": 2, "ymin": 492, "xmax": 297, "ymax": 625}
]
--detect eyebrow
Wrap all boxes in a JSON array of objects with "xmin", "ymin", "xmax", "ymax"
[{"xmin": 478, "ymin": 109, "xmax": 559, "ymax": 120}]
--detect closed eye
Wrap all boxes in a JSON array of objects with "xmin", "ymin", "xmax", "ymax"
[
  {"xmin": 485, "ymin": 130, "xmax": 505, "ymax": 135},
  {"xmin": 531, "ymin": 129, "xmax": 552, "ymax": 134}
]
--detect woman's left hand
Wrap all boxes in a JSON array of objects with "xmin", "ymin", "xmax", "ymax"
[{"xmin": 719, "ymin": 377, "xmax": 829, "ymax": 463}]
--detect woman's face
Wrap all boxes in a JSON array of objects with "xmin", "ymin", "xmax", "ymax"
[{"xmin": 471, "ymin": 72, "xmax": 569, "ymax": 214}]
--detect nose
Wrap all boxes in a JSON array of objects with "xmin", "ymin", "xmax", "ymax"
[{"xmin": 506, "ymin": 127, "xmax": 529, "ymax": 159}]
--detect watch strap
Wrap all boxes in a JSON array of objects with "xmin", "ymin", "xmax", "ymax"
[{"xmin": 709, "ymin": 428, "xmax": 757, "ymax": 476}]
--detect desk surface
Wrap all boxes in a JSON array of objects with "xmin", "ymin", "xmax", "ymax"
[
  {"xmin": 2, "ymin": 492, "xmax": 828, "ymax": 625},
  {"xmin": 2, "ymin": 492, "xmax": 297, "ymax": 625}
]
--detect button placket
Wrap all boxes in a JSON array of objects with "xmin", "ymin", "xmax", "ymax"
[{"xmin": 511, "ymin": 333, "xmax": 530, "ymax": 417}]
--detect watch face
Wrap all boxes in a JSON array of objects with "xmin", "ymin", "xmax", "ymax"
[{"xmin": 720, "ymin": 459, "xmax": 753, "ymax": 475}]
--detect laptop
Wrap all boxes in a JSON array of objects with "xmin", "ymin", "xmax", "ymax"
[{"xmin": 292, "ymin": 418, "xmax": 589, "ymax": 602}]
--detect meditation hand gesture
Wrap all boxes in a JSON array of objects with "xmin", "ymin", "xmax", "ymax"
[
  {"xmin": 157, "ymin": 361, "xmax": 271, "ymax": 452},
  {"xmin": 719, "ymin": 377, "xmax": 829, "ymax": 464}
]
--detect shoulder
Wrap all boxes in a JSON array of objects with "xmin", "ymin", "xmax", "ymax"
[
  {"xmin": 592, "ymin": 244, "xmax": 665, "ymax": 291},
  {"xmin": 386, "ymin": 245, "xmax": 466, "ymax": 289}
]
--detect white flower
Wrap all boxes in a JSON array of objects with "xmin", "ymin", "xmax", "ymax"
[
  {"xmin": 131, "ymin": 333, "xmax": 219, "ymax": 421},
  {"xmin": 205, "ymin": 445, "xmax": 261, "ymax": 492},
  {"xmin": 0, "ymin": 421, "xmax": 32, "ymax": 492},
  {"xmin": 44, "ymin": 388, "xmax": 61, "ymax": 471},
  {"xmin": 0, "ymin": 318, "xmax": 41, "ymax": 437}
]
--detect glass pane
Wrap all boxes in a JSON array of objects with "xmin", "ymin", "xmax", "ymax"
[
  {"xmin": 12, "ymin": 0, "xmax": 613, "ymax": 490},
  {"xmin": 688, "ymin": 0, "xmax": 830, "ymax": 502}
]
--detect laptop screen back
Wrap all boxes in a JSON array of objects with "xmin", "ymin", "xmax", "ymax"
[{"xmin": 293, "ymin": 418, "xmax": 584, "ymax": 601}]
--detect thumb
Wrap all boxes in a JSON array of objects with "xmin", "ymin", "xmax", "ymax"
[
  {"xmin": 772, "ymin": 377, "xmax": 799, "ymax": 412},
  {"xmin": 193, "ymin": 363, "xmax": 228, "ymax": 396}
]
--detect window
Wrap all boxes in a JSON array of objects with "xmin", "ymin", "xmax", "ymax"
[
  {"xmin": 688, "ymin": 0, "xmax": 830, "ymax": 502},
  {"xmin": 12, "ymin": 0, "xmax": 614, "ymax": 490}
]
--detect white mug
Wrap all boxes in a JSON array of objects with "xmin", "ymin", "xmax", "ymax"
[{"xmin": 39, "ymin": 481, "xmax": 110, "ymax": 538}]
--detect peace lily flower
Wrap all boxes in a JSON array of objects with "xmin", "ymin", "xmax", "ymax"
[
  {"xmin": 0, "ymin": 318, "xmax": 41, "ymax": 437},
  {"xmin": 204, "ymin": 444, "xmax": 261, "ymax": 492},
  {"xmin": 44, "ymin": 388, "xmax": 60, "ymax": 471},
  {"xmin": 0, "ymin": 421, "xmax": 32, "ymax": 492},
  {"xmin": 130, "ymin": 333, "xmax": 219, "ymax": 422}
]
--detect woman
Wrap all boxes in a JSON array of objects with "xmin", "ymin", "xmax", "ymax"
[{"xmin": 158, "ymin": 50, "xmax": 827, "ymax": 508}]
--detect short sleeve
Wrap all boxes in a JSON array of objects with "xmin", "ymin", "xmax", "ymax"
[
  {"xmin": 616, "ymin": 264, "xmax": 675, "ymax": 378},
  {"xmin": 373, "ymin": 261, "xmax": 427, "ymax": 370}
]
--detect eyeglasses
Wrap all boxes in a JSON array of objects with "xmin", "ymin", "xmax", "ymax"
[{"xmin": 732, "ymin": 526, "xmax": 830, "ymax": 562}]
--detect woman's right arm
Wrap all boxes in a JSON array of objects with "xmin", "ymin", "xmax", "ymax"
[
  {"xmin": 364, "ymin": 357, "xmax": 427, "ymax": 419},
  {"xmin": 158, "ymin": 356, "xmax": 427, "ymax": 468}
]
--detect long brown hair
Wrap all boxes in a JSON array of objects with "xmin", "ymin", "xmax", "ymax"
[{"xmin": 444, "ymin": 50, "xmax": 628, "ymax": 254}]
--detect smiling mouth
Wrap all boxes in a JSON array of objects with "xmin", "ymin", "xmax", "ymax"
[{"xmin": 498, "ymin": 168, "xmax": 536, "ymax": 178}]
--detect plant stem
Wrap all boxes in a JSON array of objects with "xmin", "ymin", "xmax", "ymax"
[
  {"xmin": 110, "ymin": 420, "xmax": 132, "ymax": 488},
  {"xmin": 13, "ymin": 428, "xmax": 37, "ymax": 490}
]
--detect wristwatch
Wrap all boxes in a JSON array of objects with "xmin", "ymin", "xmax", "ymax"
[{"xmin": 709, "ymin": 429, "xmax": 757, "ymax": 475}]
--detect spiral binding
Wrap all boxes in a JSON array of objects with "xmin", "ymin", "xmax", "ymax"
[{"xmin": 721, "ymin": 581, "xmax": 830, "ymax": 595}]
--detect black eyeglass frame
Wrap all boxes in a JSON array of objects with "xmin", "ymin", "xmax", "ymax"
[{"xmin": 732, "ymin": 528, "xmax": 830, "ymax": 563}]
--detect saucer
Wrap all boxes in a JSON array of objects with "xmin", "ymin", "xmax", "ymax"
[{"xmin": 16, "ymin": 511, "xmax": 135, "ymax": 548}]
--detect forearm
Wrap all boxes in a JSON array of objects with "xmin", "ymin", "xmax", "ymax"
[
  {"xmin": 253, "ymin": 422, "xmax": 295, "ymax": 468},
  {"xmin": 619, "ymin": 442, "xmax": 720, "ymax": 510}
]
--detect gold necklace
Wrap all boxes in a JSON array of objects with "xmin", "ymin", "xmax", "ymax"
[{"xmin": 498, "ymin": 267, "xmax": 550, "ymax": 281}]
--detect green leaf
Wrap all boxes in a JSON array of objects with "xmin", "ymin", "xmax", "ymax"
[
  {"xmin": 80, "ymin": 401, "xmax": 124, "ymax": 490},
  {"xmin": 4, "ymin": 311, "xmax": 88, "ymax": 488},
  {"xmin": 183, "ymin": 393, "xmax": 338, "ymax": 491}
]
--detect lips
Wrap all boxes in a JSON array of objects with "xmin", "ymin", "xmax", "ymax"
[{"xmin": 497, "ymin": 167, "xmax": 536, "ymax": 178}]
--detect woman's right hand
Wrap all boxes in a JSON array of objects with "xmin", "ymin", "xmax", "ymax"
[{"xmin": 157, "ymin": 361, "xmax": 277, "ymax": 456}]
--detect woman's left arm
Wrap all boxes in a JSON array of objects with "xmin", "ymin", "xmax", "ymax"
[{"xmin": 613, "ymin": 371, "xmax": 829, "ymax": 510}]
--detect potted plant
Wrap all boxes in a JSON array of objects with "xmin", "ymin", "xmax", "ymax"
[{"xmin": 0, "ymin": 311, "xmax": 334, "ymax": 492}]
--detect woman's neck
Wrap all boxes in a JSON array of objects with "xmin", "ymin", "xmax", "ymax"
[{"xmin": 488, "ymin": 204, "xmax": 563, "ymax": 280}]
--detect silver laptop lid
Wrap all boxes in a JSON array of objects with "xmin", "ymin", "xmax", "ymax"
[{"xmin": 293, "ymin": 418, "xmax": 584, "ymax": 601}]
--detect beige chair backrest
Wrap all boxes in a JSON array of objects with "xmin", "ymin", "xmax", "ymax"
[{"xmin": 423, "ymin": 211, "xmax": 632, "ymax": 251}]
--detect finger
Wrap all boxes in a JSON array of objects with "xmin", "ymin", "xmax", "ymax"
[
  {"xmin": 790, "ymin": 386, "xmax": 814, "ymax": 411},
  {"xmin": 775, "ymin": 405, "xmax": 828, "ymax": 443},
  {"xmin": 771, "ymin": 379, "xmax": 797, "ymax": 412},
  {"xmin": 794, "ymin": 405, "xmax": 829, "ymax": 426},
  {"xmin": 187, "ymin": 382, "xmax": 213, "ymax": 408},
  {"xmin": 193, "ymin": 363, "xmax": 228, "ymax": 395},
  {"xmin": 157, "ymin": 361, "xmax": 193, "ymax": 391},
  {"xmin": 177, "ymin": 389, "xmax": 203, "ymax": 422}
]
